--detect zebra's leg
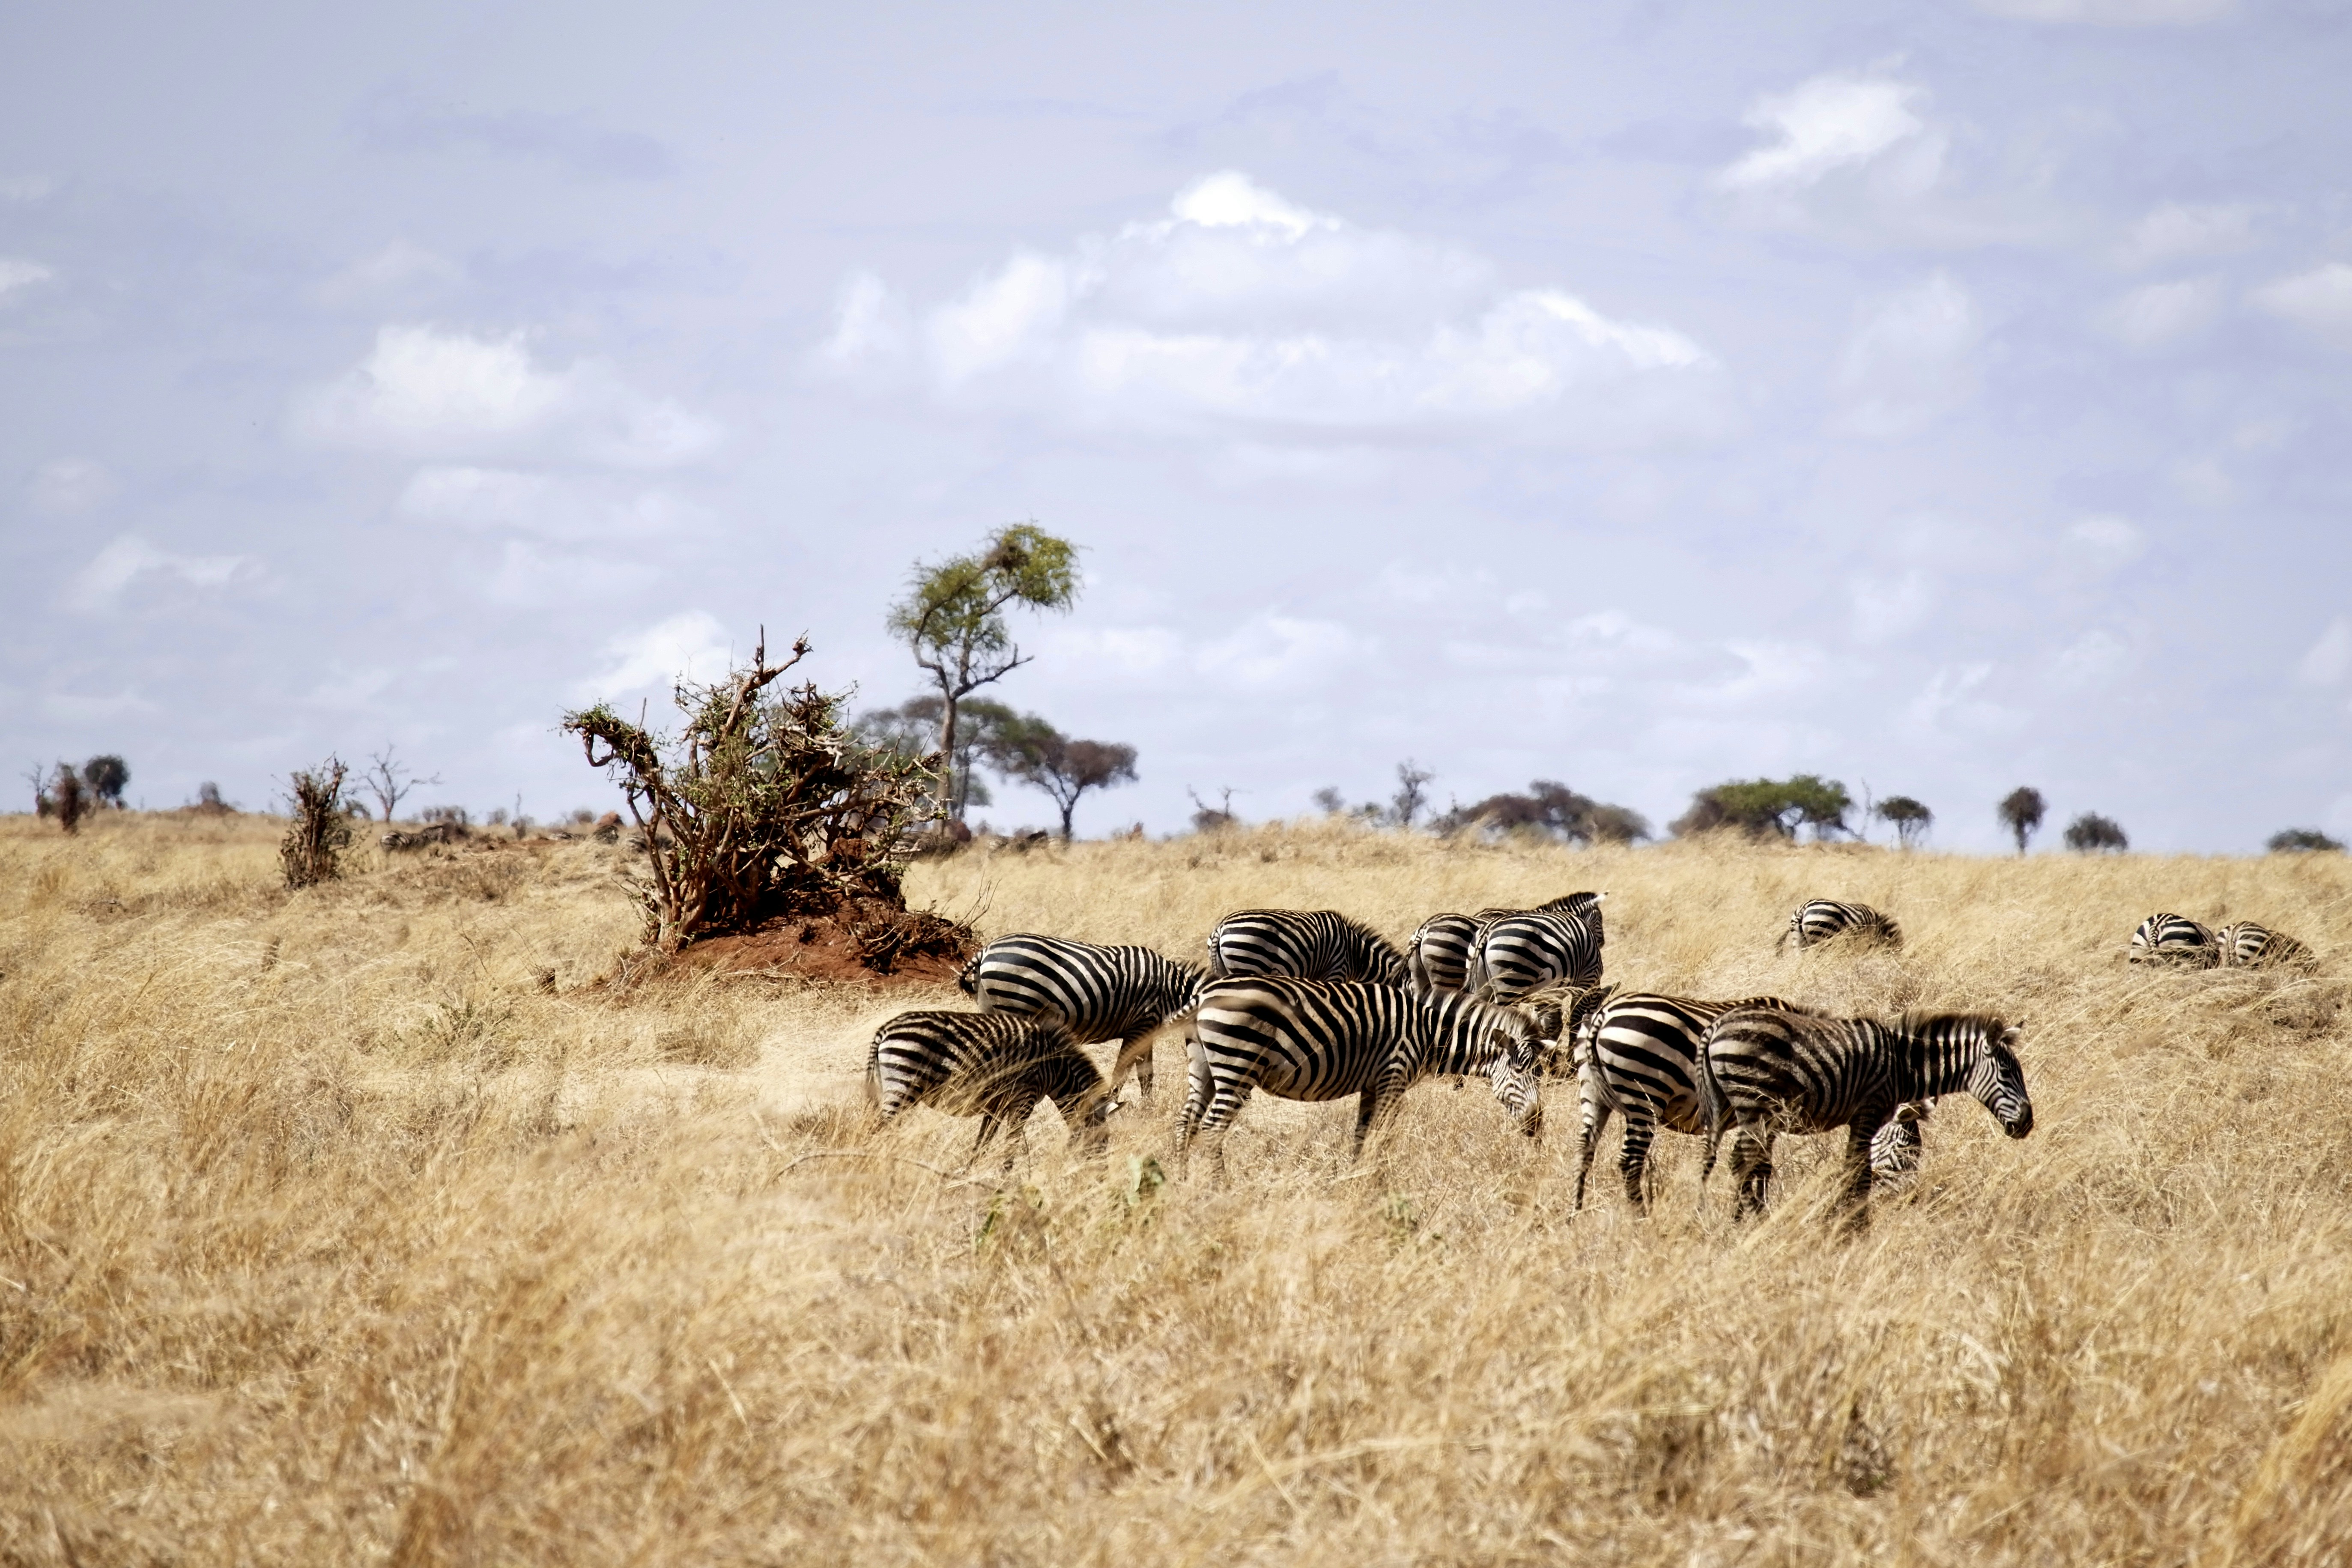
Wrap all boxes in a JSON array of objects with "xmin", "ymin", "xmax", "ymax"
[
  {"xmin": 1840, "ymin": 1120, "xmax": 1880, "ymax": 1231},
  {"xmin": 1198, "ymin": 1080, "xmax": 1252, "ymax": 1183},
  {"xmin": 1618, "ymin": 1111, "xmax": 1657, "ymax": 1213},
  {"xmin": 1176, "ymin": 1051, "xmax": 1212, "ymax": 1177},
  {"xmin": 1351, "ymin": 1085, "xmax": 1406, "ymax": 1164},
  {"xmin": 1110, "ymin": 1029, "xmax": 1158, "ymax": 1105},
  {"xmin": 967, "ymin": 1111, "xmax": 1005, "ymax": 1171},
  {"xmin": 1729, "ymin": 1124, "xmax": 1773, "ymax": 1219},
  {"xmin": 1573, "ymin": 1097, "xmax": 1614, "ymax": 1211}
]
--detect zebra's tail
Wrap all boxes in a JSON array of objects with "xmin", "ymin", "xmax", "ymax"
[{"xmin": 1694, "ymin": 1016, "xmax": 1731, "ymax": 1185}]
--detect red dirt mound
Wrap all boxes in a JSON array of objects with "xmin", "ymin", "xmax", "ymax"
[{"xmin": 664, "ymin": 903, "xmax": 974, "ymax": 989}]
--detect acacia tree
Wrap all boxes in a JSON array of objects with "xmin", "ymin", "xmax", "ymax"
[
  {"xmin": 886, "ymin": 523, "xmax": 1080, "ymax": 823},
  {"xmin": 81, "ymin": 755, "xmax": 129, "ymax": 808},
  {"xmin": 1875, "ymin": 795, "xmax": 1933, "ymax": 848},
  {"xmin": 360, "ymin": 744, "xmax": 441, "ymax": 823},
  {"xmin": 2063, "ymin": 812, "xmax": 2128, "ymax": 853},
  {"xmin": 1671, "ymin": 776, "xmax": 1852, "ymax": 840},
  {"xmin": 853, "ymin": 695, "xmax": 1018, "ymax": 820},
  {"xmin": 987, "ymin": 715, "xmax": 1138, "ymax": 838},
  {"xmin": 1997, "ymin": 787, "xmax": 2046, "ymax": 856},
  {"xmin": 1389, "ymin": 761, "xmax": 1436, "ymax": 830},
  {"xmin": 1435, "ymin": 780, "xmax": 1651, "ymax": 845}
]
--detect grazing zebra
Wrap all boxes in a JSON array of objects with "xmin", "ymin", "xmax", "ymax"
[
  {"xmin": 1178, "ymin": 978, "xmax": 1555, "ymax": 1176},
  {"xmin": 2215, "ymin": 921, "xmax": 2317, "ymax": 971},
  {"xmin": 1407, "ymin": 892, "xmax": 1603, "ymax": 995},
  {"xmin": 1206, "ymin": 909, "xmax": 1410, "ymax": 988},
  {"xmin": 1466, "ymin": 905, "xmax": 1605, "ymax": 1003},
  {"xmin": 1569, "ymin": 992, "xmax": 1814, "ymax": 1211},
  {"xmin": 959, "ymin": 934, "xmax": 1208, "ymax": 1102},
  {"xmin": 2128, "ymin": 912, "xmax": 2219, "ymax": 967},
  {"xmin": 1698, "ymin": 1008, "xmax": 2033, "ymax": 1223},
  {"xmin": 1778, "ymin": 899, "xmax": 1903, "ymax": 953},
  {"xmin": 866, "ymin": 1009, "xmax": 1110, "ymax": 1170}
]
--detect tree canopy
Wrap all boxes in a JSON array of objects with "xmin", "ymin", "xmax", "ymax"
[
  {"xmin": 1874, "ymin": 794, "xmax": 1932, "ymax": 848},
  {"xmin": 1437, "ymin": 780, "xmax": 1651, "ymax": 845},
  {"xmin": 1997, "ymin": 787, "xmax": 2046, "ymax": 855},
  {"xmin": 2268, "ymin": 827, "xmax": 2345, "ymax": 853},
  {"xmin": 985, "ymin": 714, "xmax": 1138, "ymax": 839},
  {"xmin": 2063, "ymin": 812, "xmax": 2129, "ymax": 853},
  {"xmin": 1671, "ymin": 775, "xmax": 1851, "ymax": 840}
]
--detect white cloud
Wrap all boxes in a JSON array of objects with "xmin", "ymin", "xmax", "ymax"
[
  {"xmin": 2299, "ymin": 617, "xmax": 2352, "ymax": 686},
  {"xmin": 575, "ymin": 611, "xmax": 737, "ymax": 699},
  {"xmin": 2064, "ymin": 514, "xmax": 2145, "ymax": 570},
  {"xmin": 1718, "ymin": 72, "xmax": 1933, "ymax": 192},
  {"xmin": 818, "ymin": 172, "xmax": 1725, "ymax": 451},
  {"xmin": 67, "ymin": 536, "xmax": 251, "ymax": 612},
  {"xmin": 1906, "ymin": 661, "xmax": 2013, "ymax": 735},
  {"xmin": 1851, "ymin": 569, "xmax": 1935, "ymax": 642},
  {"xmin": 1833, "ymin": 271, "xmax": 1982, "ymax": 438},
  {"xmin": 395, "ymin": 466, "xmax": 704, "ymax": 543},
  {"xmin": 1196, "ymin": 615, "xmax": 1371, "ymax": 690},
  {"xmin": 2100, "ymin": 277, "xmax": 2221, "ymax": 349},
  {"xmin": 295, "ymin": 325, "xmax": 722, "ymax": 467},
  {"xmin": 1974, "ymin": 0, "xmax": 2236, "ymax": 23},
  {"xmin": 2118, "ymin": 203, "xmax": 2259, "ymax": 267},
  {"xmin": 25, "ymin": 457, "xmax": 117, "ymax": 514},
  {"xmin": 2252, "ymin": 263, "xmax": 2352, "ymax": 348},
  {"xmin": 2051, "ymin": 629, "xmax": 2135, "ymax": 691},
  {"xmin": 0, "ymin": 257, "xmax": 54, "ymax": 302},
  {"xmin": 313, "ymin": 241, "xmax": 464, "ymax": 310},
  {"xmin": 0, "ymin": 175, "xmax": 57, "ymax": 201}
]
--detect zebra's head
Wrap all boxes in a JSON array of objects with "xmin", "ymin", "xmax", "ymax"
[
  {"xmin": 1966, "ymin": 1023, "xmax": 2034, "ymax": 1139},
  {"xmin": 1484, "ymin": 1018, "xmax": 1545, "ymax": 1138}
]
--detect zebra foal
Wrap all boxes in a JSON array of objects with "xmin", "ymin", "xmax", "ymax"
[
  {"xmin": 2215, "ymin": 921, "xmax": 2316, "ymax": 971},
  {"xmin": 2128, "ymin": 913, "xmax": 2219, "ymax": 967},
  {"xmin": 1206, "ymin": 908, "xmax": 1409, "ymax": 987},
  {"xmin": 866, "ymin": 1009, "xmax": 1110, "ymax": 1170},
  {"xmin": 1466, "ymin": 905, "xmax": 1605, "ymax": 1002},
  {"xmin": 1407, "ymin": 891, "xmax": 1602, "ymax": 995},
  {"xmin": 1699, "ymin": 1008, "xmax": 2032, "ymax": 1223},
  {"xmin": 1779, "ymin": 899, "xmax": 1903, "ymax": 953},
  {"xmin": 960, "ymin": 934, "xmax": 1208, "ymax": 1102},
  {"xmin": 1178, "ymin": 978, "xmax": 1554, "ymax": 1177}
]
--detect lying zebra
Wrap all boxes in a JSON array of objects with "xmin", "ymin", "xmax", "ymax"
[
  {"xmin": 2128, "ymin": 912, "xmax": 2219, "ymax": 967},
  {"xmin": 2215, "ymin": 921, "xmax": 2316, "ymax": 971},
  {"xmin": 1699, "ymin": 1007, "xmax": 2033, "ymax": 1226},
  {"xmin": 1178, "ymin": 978, "xmax": 1556, "ymax": 1178},
  {"xmin": 1778, "ymin": 899, "xmax": 1903, "ymax": 953},
  {"xmin": 866, "ymin": 1009, "xmax": 1110, "ymax": 1171},
  {"xmin": 960, "ymin": 933, "xmax": 1208, "ymax": 1103}
]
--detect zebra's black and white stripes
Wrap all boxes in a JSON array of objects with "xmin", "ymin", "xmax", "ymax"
[
  {"xmin": 1179, "ymin": 978, "xmax": 1552, "ymax": 1174},
  {"xmin": 1467, "ymin": 905, "xmax": 1605, "ymax": 1002},
  {"xmin": 1698, "ymin": 1008, "xmax": 2033, "ymax": 1221},
  {"xmin": 1207, "ymin": 909, "xmax": 1410, "ymax": 988},
  {"xmin": 1779, "ymin": 900, "xmax": 1903, "ymax": 953},
  {"xmin": 2128, "ymin": 913, "xmax": 2219, "ymax": 967},
  {"xmin": 866, "ymin": 1009, "xmax": 1110, "ymax": 1168},
  {"xmin": 2214, "ymin": 921, "xmax": 2316, "ymax": 971},
  {"xmin": 960, "ymin": 933, "xmax": 1208, "ymax": 1101},
  {"xmin": 1408, "ymin": 892, "xmax": 1602, "ymax": 995}
]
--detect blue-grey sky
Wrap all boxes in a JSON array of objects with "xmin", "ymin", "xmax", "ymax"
[{"xmin": 5, "ymin": 0, "xmax": 2350, "ymax": 848}]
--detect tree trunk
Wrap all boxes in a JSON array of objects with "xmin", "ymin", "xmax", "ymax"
[{"xmin": 934, "ymin": 690, "xmax": 960, "ymax": 823}]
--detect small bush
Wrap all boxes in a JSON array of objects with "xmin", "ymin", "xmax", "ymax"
[
  {"xmin": 281, "ymin": 758, "xmax": 354, "ymax": 889},
  {"xmin": 2268, "ymin": 828, "xmax": 2345, "ymax": 854},
  {"xmin": 2064, "ymin": 812, "xmax": 2129, "ymax": 853}
]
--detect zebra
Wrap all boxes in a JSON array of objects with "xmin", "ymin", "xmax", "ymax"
[
  {"xmin": 1206, "ymin": 909, "xmax": 1409, "ymax": 988},
  {"xmin": 1569, "ymin": 991, "xmax": 1814, "ymax": 1211},
  {"xmin": 2214, "ymin": 921, "xmax": 2317, "ymax": 971},
  {"xmin": 1778, "ymin": 899, "xmax": 1903, "ymax": 953},
  {"xmin": 865, "ymin": 1009, "xmax": 1110, "ymax": 1170},
  {"xmin": 1406, "ymin": 892, "xmax": 1603, "ymax": 995},
  {"xmin": 1698, "ymin": 1008, "xmax": 2033, "ymax": 1224},
  {"xmin": 1466, "ymin": 905, "xmax": 1605, "ymax": 1003},
  {"xmin": 959, "ymin": 934, "xmax": 1208, "ymax": 1103},
  {"xmin": 1177, "ymin": 978, "xmax": 1555, "ymax": 1177},
  {"xmin": 2128, "ymin": 912, "xmax": 2219, "ymax": 967}
]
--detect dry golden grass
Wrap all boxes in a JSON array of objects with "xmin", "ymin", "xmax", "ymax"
[{"xmin": 5, "ymin": 811, "xmax": 2352, "ymax": 1565}]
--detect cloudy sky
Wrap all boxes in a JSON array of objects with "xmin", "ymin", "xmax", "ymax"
[{"xmin": 5, "ymin": 0, "xmax": 2350, "ymax": 850}]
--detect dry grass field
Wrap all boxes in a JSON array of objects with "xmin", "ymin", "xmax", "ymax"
[{"xmin": 5, "ymin": 810, "xmax": 2352, "ymax": 1565}]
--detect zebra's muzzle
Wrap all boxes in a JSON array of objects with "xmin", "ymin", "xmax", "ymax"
[{"xmin": 2003, "ymin": 1106, "xmax": 2034, "ymax": 1138}]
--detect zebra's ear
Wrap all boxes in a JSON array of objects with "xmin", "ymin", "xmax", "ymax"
[{"xmin": 1999, "ymin": 1024, "xmax": 2023, "ymax": 1050}]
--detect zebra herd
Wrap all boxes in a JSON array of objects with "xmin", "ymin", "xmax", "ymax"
[
  {"xmin": 2128, "ymin": 912, "xmax": 2315, "ymax": 971},
  {"xmin": 862, "ymin": 891, "xmax": 2047, "ymax": 1225}
]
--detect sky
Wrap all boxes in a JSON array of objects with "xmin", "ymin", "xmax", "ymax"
[{"xmin": 3, "ymin": 0, "xmax": 2350, "ymax": 850}]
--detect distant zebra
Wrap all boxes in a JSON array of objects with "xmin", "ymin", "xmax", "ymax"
[
  {"xmin": 1206, "ymin": 909, "xmax": 1409, "ymax": 987},
  {"xmin": 959, "ymin": 934, "xmax": 1208, "ymax": 1102},
  {"xmin": 1407, "ymin": 892, "xmax": 1602, "ymax": 995},
  {"xmin": 1779, "ymin": 899, "xmax": 1903, "ymax": 953},
  {"xmin": 1467, "ymin": 905, "xmax": 1605, "ymax": 1003},
  {"xmin": 1699, "ymin": 1008, "xmax": 2033, "ymax": 1223},
  {"xmin": 866, "ymin": 1009, "xmax": 1110, "ymax": 1170},
  {"xmin": 1570, "ymin": 991, "xmax": 1811, "ymax": 1211},
  {"xmin": 1178, "ymin": 978, "xmax": 1555, "ymax": 1176},
  {"xmin": 2215, "ymin": 921, "xmax": 2317, "ymax": 971},
  {"xmin": 2128, "ymin": 912, "xmax": 2219, "ymax": 967}
]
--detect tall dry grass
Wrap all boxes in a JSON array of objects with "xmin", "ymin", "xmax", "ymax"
[{"xmin": 4, "ymin": 811, "xmax": 2351, "ymax": 1565}]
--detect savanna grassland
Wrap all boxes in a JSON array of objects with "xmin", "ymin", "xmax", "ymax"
[{"xmin": 5, "ymin": 811, "xmax": 2352, "ymax": 1566}]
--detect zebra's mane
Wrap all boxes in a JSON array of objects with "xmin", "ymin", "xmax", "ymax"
[{"xmin": 1888, "ymin": 1010, "xmax": 2013, "ymax": 1046}]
